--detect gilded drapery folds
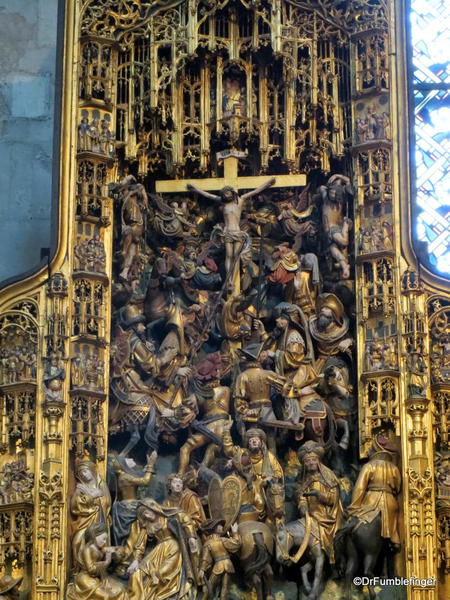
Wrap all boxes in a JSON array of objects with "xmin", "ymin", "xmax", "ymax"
[{"xmin": 0, "ymin": 0, "xmax": 446, "ymax": 599}]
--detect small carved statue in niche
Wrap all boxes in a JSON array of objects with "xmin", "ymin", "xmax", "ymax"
[
  {"xmin": 71, "ymin": 349, "xmax": 104, "ymax": 392},
  {"xmin": 0, "ymin": 458, "xmax": 33, "ymax": 504},
  {"xmin": 365, "ymin": 339, "xmax": 382, "ymax": 372},
  {"xmin": 78, "ymin": 114, "xmax": 90, "ymax": 151},
  {"xmin": 355, "ymin": 104, "xmax": 390, "ymax": 143},
  {"xmin": 358, "ymin": 221, "xmax": 393, "ymax": 254},
  {"xmin": 407, "ymin": 347, "xmax": 428, "ymax": 397},
  {"xmin": 88, "ymin": 116, "xmax": 101, "ymax": 153},
  {"xmin": 43, "ymin": 352, "xmax": 66, "ymax": 402},
  {"xmin": 319, "ymin": 174, "xmax": 354, "ymax": 279},
  {"xmin": 223, "ymin": 76, "xmax": 245, "ymax": 116},
  {"xmin": 0, "ymin": 343, "xmax": 36, "ymax": 385},
  {"xmin": 0, "ymin": 575, "xmax": 22, "ymax": 600},
  {"xmin": 355, "ymin": 117, "xmax": 370, "ymax": 143},
  {"xmin": 198, "ymin": 519, "xmax": 241, "ymax": 600},
  {"xmin": 99, "ymin": 118, "xmax": 115, "ymax": 157},
  {"xmin": 74, "ymin": 235, "xmax": 106, "ymax": 273}
]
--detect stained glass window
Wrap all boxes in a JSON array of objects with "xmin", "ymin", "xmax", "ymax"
[{"xmin": 410, "ymin": 0, "xmax": 450, "ymax": 275}]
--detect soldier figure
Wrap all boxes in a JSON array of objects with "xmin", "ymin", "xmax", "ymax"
[{"xmin": 198, "ymin": 519, "xmax": 241, "ymax": 600}]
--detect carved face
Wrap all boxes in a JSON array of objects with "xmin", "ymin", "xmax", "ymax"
[
  {"xmin": 78, "ymin": 466, "xmax": 94, "ymax": 483},
  {"xmin": 215, "ymin": 523, "xmax": 224, "ymax": 534},
  {"xmin": 317, "ymin": 307, "xmax": 334, "ymax": 331},
  {"xmin": 143, "ymin": 508, "xmax": 156, "ymax": 521},
  {"xmin": 170, "ymin": 477, "xmax": 184, "ymax": 493},
  {"xmin": 125, "ymin": 457, "xmax": 136, "ymax": 469},
  {"xmin": 248, "ymin": 436, "xmax": 261, "ymax": 451},
  {"xmin": 275, "ymin": 316, "xmax": 289, "ymax": 330},
  {"xmin": 95, "ymin": 532, "xmax": 108, "ymax": 549},
  {"xmin": 303, "ymin": 454, "xmax": 319, "ymax": 473}
]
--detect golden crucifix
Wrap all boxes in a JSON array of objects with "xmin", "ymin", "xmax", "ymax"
[{"xmin": 156, "ymin": 150, "xmax": 306, "ymax": 292}]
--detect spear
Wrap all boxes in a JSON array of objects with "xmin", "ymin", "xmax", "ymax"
[
  {"xmin": 169, "ymin": 238, "xmax": 246, "ymax": 404},
  {"xmin": 256, "ymin": 235, "xmax": 265, "ymax": 319}
]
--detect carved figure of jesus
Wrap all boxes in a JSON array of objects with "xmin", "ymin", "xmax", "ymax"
[{"xmin": 187, "ymin": 178, "xmax": 276, "ymax": 278}]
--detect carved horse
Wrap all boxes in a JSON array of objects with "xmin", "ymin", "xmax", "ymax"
[
  {"xmin": 275, "ymin": 519, "xmax": 326, "ymax": 600},
  {"xmin": 237, "ymin": 519, "xmax": 275, "ymax": 600},
  {"xmin": 301, "ymin": 397, "xmax": 336, "ymax": 450},
  {"xmin": 264, "ymin": 480, "xmax": 285, "ymax": 528},
  {"xmin": 334, "ymin": 515, "xmax": 394, "ymax": 600}
]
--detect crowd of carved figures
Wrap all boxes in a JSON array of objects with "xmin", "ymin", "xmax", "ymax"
[
  {"xmin": 66, "ymin": 167, "xmax": 401, "ymax": 600},
  {"xmin": 0, "ymin": 1, "xmax": 446, "ymax": 598}
]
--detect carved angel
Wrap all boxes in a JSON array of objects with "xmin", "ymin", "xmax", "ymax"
[{"xmin": 151, "ymin": 194, "xmax": 196, "ymax": 239}]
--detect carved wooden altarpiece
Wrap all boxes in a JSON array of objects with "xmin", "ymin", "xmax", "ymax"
[{"xmin": 0, "ymin": 1, "xmax": 448, "ymax": 600}]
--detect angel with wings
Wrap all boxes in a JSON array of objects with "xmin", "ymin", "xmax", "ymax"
[{"xmin": 151, "ymin": 194, "xmax": 197, "ymax": 240}]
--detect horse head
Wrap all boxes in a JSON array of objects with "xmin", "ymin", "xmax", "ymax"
[
  {"xmin": 275, "ymin": 525, "xmax": 293, "ymax": 565},
  {"xmin": 265, "ymin": 481, "xmax": 285, "ymax": 523}
]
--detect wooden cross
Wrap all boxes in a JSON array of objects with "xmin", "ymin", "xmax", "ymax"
[
  {"xmin": 155, "ymin": 150, "xmax": 306, "ymax": 194},
  {"xmin": 155, "ymin": 150, "xmax": 306, "ymax": 292}
]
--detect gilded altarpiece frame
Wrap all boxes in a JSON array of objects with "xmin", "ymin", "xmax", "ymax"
[{"xmin": 0, "ymin": 1, "xmax": 447, "ymax": 599}]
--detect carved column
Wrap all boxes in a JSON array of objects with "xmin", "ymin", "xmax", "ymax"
[
  {"xmin": 354, "ymin": 1, "xmax": 439, "ymax": 596},
  {"xmin": 0, "ymin": 301, "xmax": 39, "ymax": 595},
  {"xmin": 427, "ymin": 298, "xmax": 450, "ymax": 597},
  {"xmin": 32, "ymin": 273, "xmax": 69, "ymax": 600},
  {"xmin": 352, "ymin": 10, "xmax": 400, "ymax": 457},
  {"xmin": 70, "ymin": 23, "xmax": 117, "ymax": 471},
  {"xmin": 31, "ymin": 2, "xmax": 118, "ymax": 597},
  {"xmin": 398, "ymin": 275, "xmax": 438, "ymax": 597}
]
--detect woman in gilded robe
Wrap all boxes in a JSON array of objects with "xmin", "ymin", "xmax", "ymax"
[
  {"xmin": 67, "ymin": 523, "xmax": 127, "ymax": 600},
  {"xmin": 70, "ymin": 460, "xmax": 111, "ymax": 570},
  {"xmin": 124, "ymin": 499, "xmax": 197, "ymax": 600}
]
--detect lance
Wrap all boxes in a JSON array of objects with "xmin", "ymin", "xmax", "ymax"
[
  {"xmin": 168, "ymin": 238, "xmax": 246, "ymax": 405},
  {"xmin": 255, "ymin": 234, "xmax": 265, "ymax": 319}
]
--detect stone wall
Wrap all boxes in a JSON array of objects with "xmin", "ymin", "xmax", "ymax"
[{"xmin": 0, "ymin": 0, "xmax": 59, "ymax": 284}]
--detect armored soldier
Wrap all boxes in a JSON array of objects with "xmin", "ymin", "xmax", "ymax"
[
  {"xmin": 234, "ymin": 343, "xmax": 288, "ymax": 452},
  {"xmin": 198, "ymin": 519, "xmax": 241, "ymax": 600},
  {"xmin": 222, "ymin": 422, "xmax": 284, "ymax": 524}
]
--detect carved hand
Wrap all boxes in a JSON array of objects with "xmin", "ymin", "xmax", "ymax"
[
  {"xmin": 160, "ymin": 408, "xmax": 175, "ymax": 418},
  {"xmin": 176, "ymin": 366, "xmax": 192, "ymax": 379},
  {"xmin": 147, "ymin": 450, "xmax": 158, "ymax": 466},
  {"xmin": 127, "ymin": 559, "xmax": 139, "ymax": 575}
]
